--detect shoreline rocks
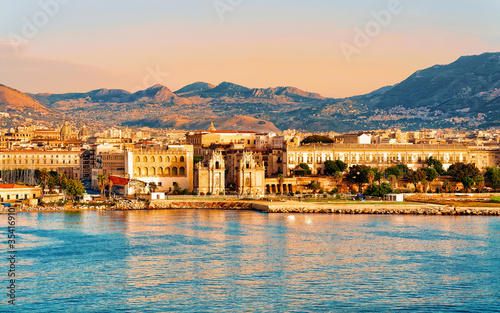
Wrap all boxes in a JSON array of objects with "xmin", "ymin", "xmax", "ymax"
[{"xmin": 2, "ymin": 200, "xmax": 499, "ymax": 216}]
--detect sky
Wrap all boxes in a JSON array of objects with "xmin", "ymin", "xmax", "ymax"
[{"xmin": 0, "ymin": 0, "xmax": 499, "ymax": 98}]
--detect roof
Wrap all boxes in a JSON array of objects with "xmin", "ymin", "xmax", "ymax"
[
  {"xmin": 192, "ymin": 130, "xmax": 259, "ymax": 134},
  {"xmin": 108, "ymin": 175, "xmax": 130, "ymax": 186},
  {"xmin": 0, "ymin": 184, "xmax": 33, "ymax": 189}
]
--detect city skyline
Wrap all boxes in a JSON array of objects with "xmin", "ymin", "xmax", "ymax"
[{"xmin": 1, "ymin": 0, "xmax": 499, "ymax": 97}]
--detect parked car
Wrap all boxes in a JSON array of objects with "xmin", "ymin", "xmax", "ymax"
[{"xmin": 352, "ymin": 193, "xmax": 366, "ymax": 201}]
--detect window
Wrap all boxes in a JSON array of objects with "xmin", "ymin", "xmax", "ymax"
[{"xmin": 180, "ymin": 156, "xmax": 185, "ymax": 162}]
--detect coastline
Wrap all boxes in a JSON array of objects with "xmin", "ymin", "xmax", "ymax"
[{"xmin": 4, "ymin": 199, "xmax": 499, "ymax": 216}]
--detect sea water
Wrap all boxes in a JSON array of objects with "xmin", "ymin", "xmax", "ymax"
[{"xmin": 1, "ymin": 210, "xmax": 499, "ymax": 312}]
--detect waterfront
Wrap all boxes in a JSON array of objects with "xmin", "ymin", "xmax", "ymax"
[{"xmin": 2, "ymin": 210, "xmax": 499, "ymax": 312}]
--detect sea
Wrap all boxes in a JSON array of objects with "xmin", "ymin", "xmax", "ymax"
[{"xmin": 1, "ymin": 209, "xmax": 499, "ymax": 312}]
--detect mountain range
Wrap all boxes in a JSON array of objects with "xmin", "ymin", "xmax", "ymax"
[{"xmin": 2, "ymin": 52, "xmax": 500, "ymax": 132}]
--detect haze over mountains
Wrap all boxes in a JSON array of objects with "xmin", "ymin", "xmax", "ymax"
[{"xmin": 2, "ymin": 52, "xmax": 500, "ymax": 132}]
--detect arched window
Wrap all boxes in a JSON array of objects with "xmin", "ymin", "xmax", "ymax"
[
  {"xmin": 173, "ymin": 156, "xmax": 177, "ymax": 162},
  {"xmin": 144, "ymin": 167, "xmax": 149, "ymax": 176},
  {"xmin": 180, "ymin": 156, "xmax": 185, "ymax": 162},
  {"xmin": 135, "ymin": 167, "xmax": 140, "ymax": 176},
  {"xmin": 172, "ymin": 167, "xmax": 178, "ymax": 175},
  {"xmin": 159, "ymin": 156, "xmax": 163, "ymax": 162},
  {"xmin": 166, "ymin": 156, "xmax": 170, "ymax": 162},
  {"xmin": 179, "ymin": 167, "xmax": 185, "ymax": 176},
  {"xmin": 135, "ymin": 156, "xmax": 140, "ymax": 162},
  {"xmin": 143, "ymin": 156, "xmax": 148, "ymax": 162},
  {"xmin": 215, "ymin": 161, "xmax": 220, "ymax": 169},
  {"xmin": 151, "ymin": 156, "xmax": 155, "ymax": 162},
  {"xmin": 166, "ymin": 167, "xmax": 171, "ymax": 175},
  {"xmin": 158, "ymin": 167, "xmax": 163, "ymax": 175},
  {"xmin": 151, "ymin": 167, "xmax": 156, "ymax": 176}
]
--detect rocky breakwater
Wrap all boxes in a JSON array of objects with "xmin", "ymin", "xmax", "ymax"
[
  {"xmin": 255, "ymin": 201, "xmax": 500, "ymax": 216},
  {"xmin": 149, "ymin": 200, "xmax": 252, "ymax": 210},
  {"xmin": 113, "ymin": 200, "xmax": 147, "ymax": 211}
]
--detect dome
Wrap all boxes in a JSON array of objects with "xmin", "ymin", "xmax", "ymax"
[
  {"xmin": 208, "ymin": 121, "xmax": 216, "ymax": 131},
  {"xmin": 60, "ymin": 121, "xmax": 72, "ymax": 140},
  {"xmin": 79, "ymin": 124, "xmax": 89, "ymax": 138}
]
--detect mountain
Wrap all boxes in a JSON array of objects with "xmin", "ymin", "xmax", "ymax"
[
  {"xmin": 0, "ymin": 84, "xmax": 54, "ymax": 114},
  {"xmin": 174, "ymin": 82, "xmax": 215, "ymax": 96},
  {"xmin": 367, "ymin": 53, "xmax": 500, "ymax": 111},
  {"xmin": 9, "ymin": 52, "xmax": 500, "ymax": 132}
]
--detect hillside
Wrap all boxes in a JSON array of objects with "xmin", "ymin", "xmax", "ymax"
[{"xmin": 7, "ymin": 52, "xmax": 500, "ymax": 132}]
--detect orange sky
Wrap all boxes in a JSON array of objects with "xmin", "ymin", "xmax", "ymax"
[{"xmin": 1, "ymin": 1, "xmax": 499, "ymax": 98}]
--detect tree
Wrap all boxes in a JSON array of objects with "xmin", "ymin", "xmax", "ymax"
[
  {"xmin": 388, "ymin": 175, "xmax": 397, "ymax": 189},
  {"xmin": 462, "ymin": 177, "xmax": 475, "ymax": 192},
  {"xmin": 278, "ymin": 174, "xmax": 284, "ymax": 194},
  {"xmin": 426, "ymin": 156, "xmax": 445, "ymax": 175},
  {"xmin": 308, "ymin": 181, "xmax": 320, "ymax": 193},
  {"xmin": 39, "ymin": 168, "xmax": 49, "ymax": 194},
  {"xmin": 366, "ymin": 170, "xmax": 375, "ymax": 185},
  {"xmin": 66, "ymin": 179, "xmax": 85, "ymax": 200},
  {"xmin": 301, "ymin": 135, "xmax": 334, "ymax": 144},
  {"xmin": 346, "ymin": 165, "xmax": 377, "ymax": 191},
  {"xmin": 404, "ymin": 169, "xmax": 427, "ymax": 189},
  {"xmin": 474, "ymin": 175, "xmax": 485, "ymax": 193},
  {"xmin": 324, "ymin": 160, "xmax": 348, "ymax": 175},
  {"xmin": 442, "ymin": 180, "xmax": 452, "ymax": 193},
  {"xmin": 384, "ymin": 164, "xmax": 409, "ymax": 179},
  {"xmin": 448, "ymin": 163, "xmax": 480, "ymax": 185},
  {"xmin": 97, "ymin": 174, "xmax": 107, "ymax": 197},
  {"xmin": 107, "ymin": 174, "xmax": 114, "ymax": 198},
  {"xmin": 485, "ymin": 167, "xmax": 500, "ymax": 189},
  {"xmin": 365, "ymin": 183, "xmax": 394, "ymax": 197},
  {"xmin": 298, "ymin": 163, "xmax": 312, "ymax": 175},
  {"xmin": 149, "ymin": 182, "xmax": 158, "ymax": 193},
  {"xmin": 421, "ymin": 167, "xmax": 438, "ymax": 182},
  {"xmin": 333, "ymin": 171, "xmax": 343, "ymax": 190},
  {"xmin": 442, "ymin": 180, "xmax": 451, "ymax": 192},
  {"xmin": 194, "ymin": 155, "xmax": 204, "ymax": 166}
]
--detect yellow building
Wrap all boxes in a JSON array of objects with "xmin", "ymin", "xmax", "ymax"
[
  {"xmin": 125, "ymin": 145, "xmax": 194, "ymax": 192},
  {"xmin": 0, "ymin": 150, "xmax": 83, "ymax": 179},
  {"xmin": 285, "ymin": 143, "xmax": 499, "ymax": 176}
]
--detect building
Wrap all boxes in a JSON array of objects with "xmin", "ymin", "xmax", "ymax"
[
  {"xmin": 0, "ymin": 184, "xmax": 42, "ymax": 203},
  {"xmin": 285, "ymin": 143, "xmax": 499, "ymax": 176},
  {"xmin": 0, "ymin": 149, "xmax": 83, "ymax": 179},
  {"xmin": 186, "ymin": 129, "xmax": 260, "ymax": 155},
  {"xmin": 125, "ymin": 145, "xmax": 194, "ymax": 193},
  {"xmin": 194, "ymin": 151, "xmax": 226, "ymax": 195},
  {"xmin": 236, "ymin": 152, "xmax": 266, "ymax": 196}
]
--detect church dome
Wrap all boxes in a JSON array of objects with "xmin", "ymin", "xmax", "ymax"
[
  {"xmin": 79, "ymin": 124, "xmax": 89, "ymax": 138},
  {"xmin": 60, "ymin": 121, "xmax": 72, "ymax": 139}
]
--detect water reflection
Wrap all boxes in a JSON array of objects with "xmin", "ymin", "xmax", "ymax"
[{"xmin": 6, "ymin": 210, "xmax": 500, "ymax": 312}]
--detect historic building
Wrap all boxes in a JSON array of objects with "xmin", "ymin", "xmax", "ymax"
[
  {"xmin": 285, "ymin": 143, "xmax": 500, "ymax": 176},
  {"xmin": 194, "ymin": 151, "xmax": 226, "ymax": 195},
  {"xmin": 235, "ymin": 152, "xmax": 266, "ymax": 196},
  {"xmin": 0, "ymin": 150, "xmax": 83, "ymax": 179},
  {"xmin": 125, "ymin": 145, "xmax": 194, "ymax": 192},
  {"xmin": 186, "ymin": 128, "xmax": 261, "ymax": 155}
]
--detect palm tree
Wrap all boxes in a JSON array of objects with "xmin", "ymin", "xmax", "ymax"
[
  {"xmin": 97, "ymin": 174, "xmax": 107, "ymax": 197},
  {"xmin": 39, "ymin": 168, "xmax": 49, "ymax": 194},
  {"xmin": 277, "ymin": 174, "xmax": 284, "ymax": 194},
  {"xmin": 107, "ymin": 174, "xmax": 114, "ymax": 198}
]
